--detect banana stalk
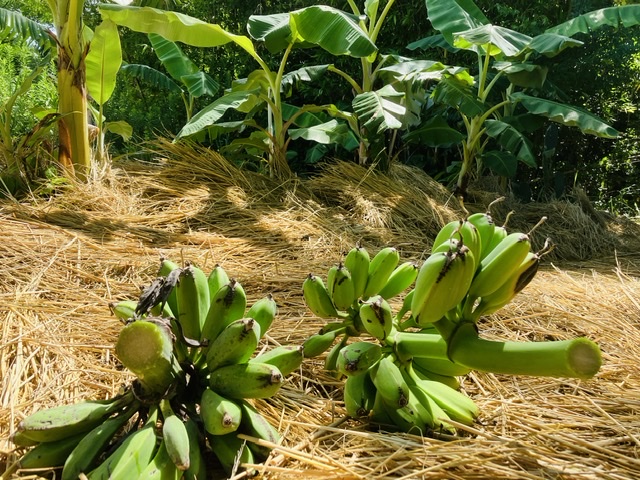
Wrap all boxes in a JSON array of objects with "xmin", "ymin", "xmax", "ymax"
[{"xmin": 448, "ymin": 322, "xmax": 602, "ymax": 379}]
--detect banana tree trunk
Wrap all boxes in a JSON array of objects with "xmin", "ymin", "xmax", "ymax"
[{"xmin": 54, "ymin": 0, "xmax": 91, "ymax": 180}]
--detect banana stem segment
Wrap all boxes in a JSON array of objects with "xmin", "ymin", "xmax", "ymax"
[
  {"xmin": 448, "ymin": 322, "xmax": 602, "ymax": 379},
  {"xmin": 393, "ymin": 332, "xmax": 450, "ymax": 363}
]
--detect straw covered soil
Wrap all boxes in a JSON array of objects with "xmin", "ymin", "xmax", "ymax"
[{"xmin": 1, "ymin": 141, "xmax": 640, "ymax": 479}]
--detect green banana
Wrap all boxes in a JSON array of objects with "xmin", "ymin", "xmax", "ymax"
[
  {"xmin": 158, "ymin": 258, "xmax": 181, "ymax": 319},
  {"xmin": 200, "ymin": 387, "xmax": 242, "ymax": 436},
  {"xmin": 61, "ymin": 401, "xmax": 140, "ymax": 480},
  {"xmin": 378, "ymin": 388, "xmax": 429, "ymax": 435},
  {"xmin": 201, "ymin": 278, "xmax": 247, "ymax": 343},
  {"xmin": 176, "ymin": 263, "xmax": 210, "ymax": 342},
  {"xmin": 404, "ymin": 381, "xmax": 452, "ymax": 434},
  {"xmin": 301, "ymin": 327, "xmax": 344, "ymax": 358},
  {"xmin": 358, "ymin": 295, "xmax": 394, "ymax": 341},
  {"xmin": 378, "ymin": 261, "xmax": 418, "ymax": 300},
  {"xmin": 88, "ymin": 406, "xmax": 160, "ymax": 480},
  {"xmin": 302, "ymin": 274, "xmax": 340, "ymax": 319},
  {"xmin": 369, "ymin": 354, "xmax": 410, "ymax": 409},
  {"xmin": 159, "ymin": 399, "xmax": 190, "ymax": 471},
  {"xmin": 10, "ymin": 430, "xmax": 39, "ymax": 447},
  {"xmin": 470, "ymin": 251, "xmax": 540, "ymax": 320},
  {"xmin": 17, "ymin": 432, "xmax": 87, "ymax": 470},
  {"xmin": 208, "ymin": 432, "xmax": 255, "ymax": 477},
  {"xmin": 18, "ymin": 391, "xmax": 134, "ymax": 443},
  {"xmin": 344, "ymin": 244, "xmax": 370, "ymax": 300},
  {"xmin": 482, "ymin": 216, "xmax": 510, "ymax": 259},
  {"xmin": 411, "ymin": 247, "xmax": 476, "ymax": 326},
  {"xmin": 329, "ymin": 263, "xmax": 356, "ymax": 311},
  {"xmin": 363, "ymin": 247, "xmax": 400, "ymax": 299},
  {"xmin": 138, "ymin": 439, "xmax": 181, "ymax": 480},
  {"xmin": 109, "ymin": 299, "xmax": 138, "ymax": 322},
  {"xmin": 407, "ymin": 362, "xmax": 477, "ymax": 428},
  {"xmin": 205, "ymin": 318, "xmax": 260, "ymax": 372},
  {"xmin": 343, "ymin": 370, "xmax": 377, "ymax": 418},
  {"xmin": 336, "ymin": 341, "xmax": 383, "ymax": 377},
  {"xmin": 183, "ymin": 417, "xmax": 207, "ymax": 480},
  {"xmin": 209, "ymin": 362, "xmax": 284, "ymax": 399},
  {"xmin": 433, "ymin": 220, "xmax": 481, "ymax": 264},
  {"xmin": 467, "ymin": 211, "xmax": 496, "ymax": 260},
  {"xmin": 245, "ymin": 294, "xmax": 278, "ymax": 339},
  {"xmin": 239, "ymin": 399, "xmax": 281, "ymax": 460},
  {"xmin": 394, "ymin": 289, "xmax": 415, "ymax": 326},
  {"xmin": 250, "ymin": 344, "xmax": 304, "ymax": 377},
  {"xmin": 466, "ymin": 232, "xmax": 532, "ymax": 301},
  {"xmin": 411, "ymin": 360, "xmax": 461, "ymax": 390},
  {"xmin": 207, "ymin": 263, "xmax": 230, "ymax": 300},
  {"xmin": 324, "ymin": 334, "xmax": 347, "ymax": 376},
  {"xmin": 412, "ymin": 355, "xmax": 472, "ymax": 378}
]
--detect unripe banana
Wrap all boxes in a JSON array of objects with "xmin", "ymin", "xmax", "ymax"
[
  {"xmin": 201, "ymin": 278, "xmax": 247, "ymax": 342},
  {"xmin": 10, "ymin": 430, "xmax": 39, "ymax": 447},
  {"xmin": 160, "ymin": 399, "xmax": 190, "ymax": 471},
  {"xmin": 207, "ymin": 263, "xmax": 230, "ymax": 300},
  {"xmin": 302, "ymin": 327, "xmax": 344, "ymax": 358},
  {"xmin": 379, "ymin": 387, "xmax": 429, "ymax": 434},
  {"xmin": 344, "ymin": 244, "xmax": 370, "ymax": 300},
  {"xmin": 176, "ymin": 263, "xmax": 210, "ymax": 342},
  {"xmin": 369, "ymin": 354, "xmax": 410, "ymax": 409},
  {"xmin": 412, "ymin": 355, "xmax": 472, "ymax": 378},
  {"xmin": 183, "ymin": 417, "xmax": 207, "ymax": 480},
  {"xmin": 245, "ymin": 294, "xmax": 278, "ymax": 338},
  {"xmin": 467, "ymin": 232, "xmax": 531, "ymax": 300},
  {"xmin": 302, "ymin": 274, "xmax": 340, "ymax": 319},
  {"xmin": 433, "ymin": 220, "xmax": 481, "ymax": 264},
  {"xmin": 208, "ymin": 432, "xmax": 255, "ymax": 477},
  {"xmin": 378, "ymin": 261, "xmax": 419, "ymax": 300},
  {"xmin": 408, "ymin": 362, "xmax": 478, "ymax": 427},
  {"xmin": 250, "ymin": 344, "xmax": 304, "ymax": 377},
  {"xmin": 329, "ymin": 263, "xmax": 357, "ymax": 311},
  {"xmin": 61, "ymin": 401, "xmax": 140, "ymax": 480},
  {"xmin": 200, "ymin": 387, "xmax": 242, "ymax": 436},
  {"xmin": 87, "ymin": 406, "xmax": 159, "ymax": 480},
  {"xmin": 394, "ymin": 289, "xmax": 415, "ymax": 326},
  {"xmin": 363, "ymin": 247, "xmax": 400, "ymax": 299},
  {"xmin": 109, "ymin": 300, "xmax": 138, "ymax": 322},
  {"xmin": 343, "ymin": 370, "xmax": 377, "ymax": 418},
  {"xmin": 483, "ymin": 223, "xmax": 508, "ymax": 259},
  {"xmin": 358, "ymin": 295, "xmax": 394, "ymax": 341},
  {"xmin": 205, "ymin": 318, "xmax": 260, "ymax": 372},
  {"xmin": 209, "ymin": 362, "xmax": 284, "ymax": 399},
  {"xmin": 239, "ymin": 399, "xmax": 281, "ymax": 460},
  {"xmin": 411, "ymin": 247, "xmax": 476, "ymax": 326},
  {"xmin": 18, "ymin": 391, "xmax": 133, "ymax": 443},
  {"xmin": 405, "ymin": 380, "xmax": 454, "ymax": 433},
  {"xmin": 467, "ymin": 211, "xmax": 495, "ymax": 260},
  {"xmin": 471, "ymin": 251, "xmax": 539, "ymax": 320},
  {"xmin": 336, "ymin": 340, "xmax": 382, "ymax": 377},
  {"xmin": 137, "ymin": 439, "xmax": 181, "ymax": 480},
  {"xmin": 411, "ymin": 360, "xmax": 461, "ymax": 390},
  {"xmin": 324, "ymin": 335, "xmax": 347, "ymax": 375},
  {"xmin": 17, "ymin": 432, "xmax": 87, "ymax": 470},
  {"xmin": 158, "ymin": 258, "xmax": 181, "ymax": 319}
]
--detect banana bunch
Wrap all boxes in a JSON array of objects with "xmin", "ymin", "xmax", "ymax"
[{"xmin": 8, "ymin": 259, "xmax": 299, "ymax": 479}]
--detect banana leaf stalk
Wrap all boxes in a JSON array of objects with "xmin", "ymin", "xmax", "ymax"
[
  {"xmin": 115, "ymin": 317, "xmax": 183, "ymax": 395},
  {"xmin": 447, "ymin": 322, "xmax": 602, "ymax": 379}
]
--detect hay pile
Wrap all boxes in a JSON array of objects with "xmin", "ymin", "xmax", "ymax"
[{"xmin": 1, "ymin": 145, "xmax": 640, "ymax": 479}]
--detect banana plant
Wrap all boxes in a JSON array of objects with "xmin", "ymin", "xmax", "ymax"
[
  {"xmin": 409, "ymin": 0, "xmax": 640, "ymax": 197},
  {"xmin": 121, "ymin": 33, "xmax": 219, "ymax": 122},
  {"xmin": 99, "ymin": 4, "xmax": 376, "ymax": 179}
]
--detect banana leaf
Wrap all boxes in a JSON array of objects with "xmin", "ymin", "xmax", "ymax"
[
  {"xmin": 481, "ymin": 150, "xmax": 519, "ymax": 177},
  {"xmin": 431, "ymin": 76, "xmax": 485, "ymax": 117},
  {"xmin": 525, "ymin": 33, "xmax": 583, "ymax": 57},
  {"xmin": 510, "ymin": 92, "xmax": 618, "ymax": 139},
  {"xmin": 288, "ymin": 119, "xmax": 359, "ymax": 150},
  {"xmin": 425, "ymin": 0, "xmax": 489, "ymax": 45},
  {"xmin": 403, "ymin": 116, "xmax": 465, "ymax": 147},
  {"xmin": 175, "ymin": 89, "xmax": 261, "ymax": 140},
  {"xmin": 453, "ymin": 24, "xmax": 531, "ymax": 57},
  {"xmin": 406, "ymin": 33, "xmax": 460, "ymax": 52},
  {"xmin": 247, "ymin": 6, "xmax": 375, "ymax": 57},
  {"xmin": 547, "ymin": 5, "xmax": 640, "ymax": 38},
  {"xmin": 353, "ymin": 85, "xmax": 406, "ymax": 134},
  {"xmin": 120, "ymin": 64, "xmax": 183, "ymax": 94},
  {"xmin": 99, "ymin": 4, "xmax": 260, "ymax": 60},
  {"xmin": 493, "ymin": 62, "xmax": 548, "ymax": 89},
  {"xmin": 148, "ymin": 33, "xmax": 198, "ymax": 81},
  {"xmin": 485, "ymin": 119, "xmax": 536, "ymax": 167},
  {"xmin": 0, "ymin": 7, "xmax": 55, "ymax": 54},
  {"xmin": 180, "ymin": 72, "xmax": 219, "ymax": 98},
  {"xmin": 85, "ymin": 20, "xmax": 122, "ymax": 106},
  {"xmin": 281, "ymin": 65, "xmax": 332, "ymax": 97}
]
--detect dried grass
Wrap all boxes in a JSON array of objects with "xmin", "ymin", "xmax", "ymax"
[{"xmin": 1, "ymin": 145, "xmax": 639, "ymax": 479}]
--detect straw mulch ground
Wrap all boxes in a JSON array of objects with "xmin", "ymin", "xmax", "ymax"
[{"xmin": 1, "ymin": 143, "xmax": 640, "ymax": 479}]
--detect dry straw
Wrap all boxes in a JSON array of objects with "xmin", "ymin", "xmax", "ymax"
[{"xmin": 1, "ymin": 144, "xmax": 639, "ymax": 478}]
